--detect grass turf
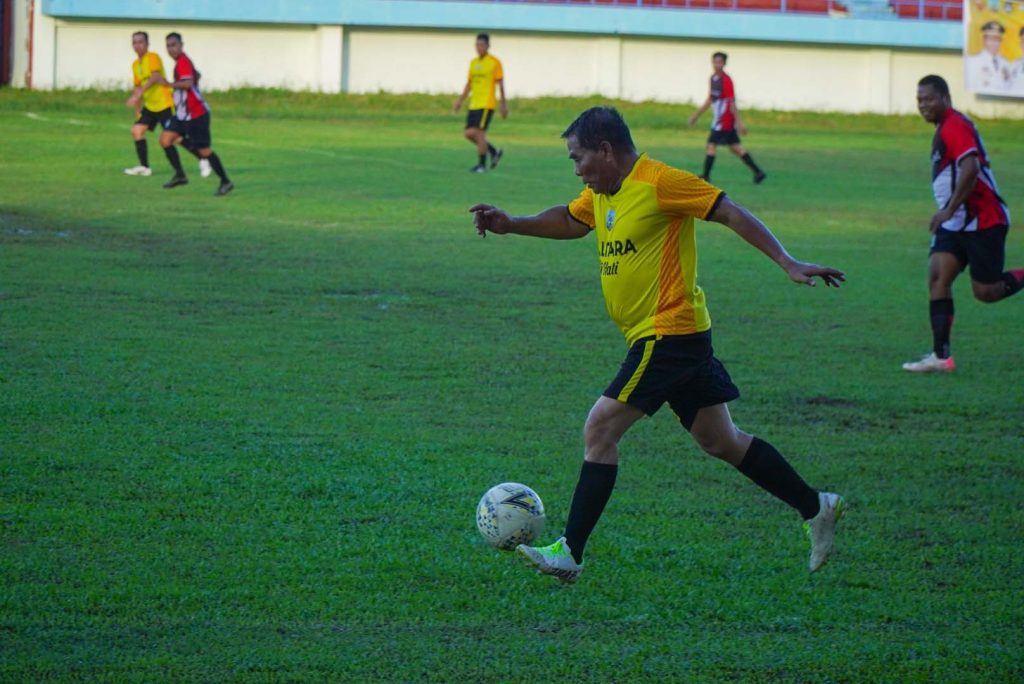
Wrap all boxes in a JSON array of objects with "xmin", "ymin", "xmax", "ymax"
[{"xmin": 1, "ymin": 89, "xmax": 1023, "ymax": 682}]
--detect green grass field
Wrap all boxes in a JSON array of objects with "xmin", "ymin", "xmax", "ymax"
[{"xmin": 2, "ymin": 89, "xmax": 1023, "ymax": 682}]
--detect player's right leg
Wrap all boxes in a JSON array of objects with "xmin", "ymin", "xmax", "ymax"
[
  {"xmin": 159, "ymin": 127, "xmax": 188, "ymax": 188},
  {"xmin": 124, "ymin": 120, "xmax": 153, "ymax": 176},
  {"xmin": 729, "ymin": 142, "xmax": 766, "ymax": 184},
  {"xmin": 702, "ymin": 142, "xmax": 718, "ymax": 180},
  {"xmin": 903, "ymin": 248, "xmax": 960, "ymax": 372}
]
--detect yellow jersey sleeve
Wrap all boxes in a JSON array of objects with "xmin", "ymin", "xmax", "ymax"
[
  {"xmin": 655, "ymin": 168, "xmax": 723, "ymax": 221},
  {"xmin": 568, "ymin": 188, "xmax": 596, "ymax": 229},
  {"xmin": 493, "ymin": 57, "xmax": 503, "ymax": 82}
]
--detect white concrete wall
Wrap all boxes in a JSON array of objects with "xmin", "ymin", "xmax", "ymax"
[{"xmin": 11, "ymin": 9, "xmax": 1024, "ymax": 118}]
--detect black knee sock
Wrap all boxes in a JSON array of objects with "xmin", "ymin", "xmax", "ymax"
[
  {"xmin": 164, "ymin": 146, "xmax": 184, "ymax": 175},
  {"xmin": 207, "ymin": 153, "xmax": 230, "ymax": 183},
  {"xmin": 487, "ymin": 144, "xmax": 498, "ymax": 157},
  {"xmin": 478, "ymin": 154, "xmax": 486, "ymax": 166},
  {"xmin": 737, "ymin": 437, "xmax": 820, "ymax": 520},
  {"xmin": 1002, "ymin": 269, "xmax": 1024, "ymax": 298},
  {"xmin": 702, "ymin": 155, "xmax": 716, "ymax": 179},
  {"xmin": 929, "ymin": 298, "xmax": 954, "ymax": 358},
  {"xmin": 741, "ymin": 153, "xmax": 763, "ymax": 175},
  {"xmin": 134, "ymin": 139, "xmax": 148, "ymax": 167},
  {"xmin": 562, "ymin": 461, "xmax": 618, "ymax": 564}
]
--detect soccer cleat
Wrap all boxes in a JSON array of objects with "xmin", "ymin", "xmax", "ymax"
[
  {"xmin": 214, "ymin": 181, "xmax": 235, "ymax": 196},
  {"xmin": 753, "ymin": 171, "xmax": 767, "ymax": 184},
  {"xmin": 470, "ymin": 164, "xmax": 487, "ymax": 174},
  {"xmin": 901, "ymin": 352, "xmax": 955, "ymax": 373},
  {"xmin": 123, "ymin": 165, "xmax": 152, "ymax": 176},
  {"xmin": 163, "ymin": 174, "xmax": 188, "ymax": 189},
  {"xmin": 490, "ymin": 148, "xmax": 504, "ymax": 169},
  {"xmin": 516, "ymin": 536, "xmax": 583, "ymax": 584},
  {"xmin": 199, "ymin": 158, "xmax": 212, "ymax": 178},
  {"xmin": 803, "ymin": 492, "xmax": 844, "ymax": 573}
]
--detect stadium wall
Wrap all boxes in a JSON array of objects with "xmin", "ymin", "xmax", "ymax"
[{"xmin": 9, "ymin": 0, "xmax": 1023, "ymax": 118}]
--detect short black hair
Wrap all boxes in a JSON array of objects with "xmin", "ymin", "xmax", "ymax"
[
  {"xmin": 918, "ymin": 74, "xmax": 950, "ymax": 98},
  {"xmin": 476, "ymin": 33, "xmax": 490, "ymax": 43},
  {"xmin": 133, "ymin": 31, "xmax": 148, "ymax": 42},
  {"xmin": 713, "ymin": 51, "xmax": 728, "ymax": 62},
  {"xmin": 166, "ymin": 32, "xmax": 182, "ymax": 43},
  {"xmin": 561, "ymin": 106, "xmax": 636, "ymax": 153}
]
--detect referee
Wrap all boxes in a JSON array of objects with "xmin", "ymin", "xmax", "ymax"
[{"xmin": 471, "ymin": 107, "xmax": 845, "ymax": 583}]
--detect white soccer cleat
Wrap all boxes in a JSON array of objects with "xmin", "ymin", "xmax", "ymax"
[
  {"xmin": 516, "ymin": 536, "xmax": 583, "ymax": 584},
  {"xmin": 123, "ymin": 165, "xmax": 152, "ymax": 176},
  {"xmin": 902, "ymin": 352, "xmax": 955, "ymax": 373},
  {"xmin": 199, "ymin": 158, "xmax": 212, "ymax": 178},
  {"xmin": 804, "ymin": 492, "xmax": 844, "ymax": 573}
]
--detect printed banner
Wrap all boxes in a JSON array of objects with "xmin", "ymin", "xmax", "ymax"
[{"xmin": 964, "ymin": 0, "xmax": 1024, "ymax": 95}]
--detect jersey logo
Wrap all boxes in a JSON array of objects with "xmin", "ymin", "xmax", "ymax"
[{"xmin": 605, "ymin": 209, "xmax": 615, "ymax": 231}]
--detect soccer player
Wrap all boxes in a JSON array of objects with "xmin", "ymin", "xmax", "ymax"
[
  {"xmin": 470, "ymin": 106, "xmax": 845, "ymax": 583},
  {"xmin": 452, "ymin": 33, "xmax": 507, "ymax": 173},
  {"xmin": 687, "ymin": 52, "xmax": 765, "ymax": 184},
  {"xmin": 156, "ymin": 32, "xmax": 234, "ymax": 196},
  {"xmin": 902, "ymin": 75, "xmax": 1022, "ymax": 373},
  {"xmin": 123, "ymin": 31, "xmax": 174, "ymax": 177}
]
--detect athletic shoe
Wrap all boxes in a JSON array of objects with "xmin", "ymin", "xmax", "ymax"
[
  {"xmin": 901, "ymin": 352, "xmax": 955, "ymax": 373},
  {"xmin": 162, "ymin": 174, "xmax": 188, "ymax": 189},
  {"xmin": 124, "ymin": 165, "xmax": 152, "ymax": 176},
  {"xmin": 754, "ymin": 171, "xmax": 767, "ymax": 184},
  {"xmin": 489, "ymin": 148, "xmax": 504, "ymax": 169},
  {"xmin": 516, "ymin": 536, "xmax": 583, "ymax": 583},
  {"xmin": 803, "ymin": 492, "xmax": 844, "ymax": 573},
  {"xmin": 470, "ymin": 164, "xmax": 487, "ymax": 173},
  {"xmin": 199, "ymin": 158, "xmax": 212, "ymax": 178},
  {"xmin": 214, "ymin": 181, "xmax": 235, "ymax": 197}
]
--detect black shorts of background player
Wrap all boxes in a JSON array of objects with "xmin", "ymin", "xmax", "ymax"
[{"xmin": 688, "ymin": 52, "xmax": 765, "ymax": 184}]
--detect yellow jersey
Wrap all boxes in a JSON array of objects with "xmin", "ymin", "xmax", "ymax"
[
  {"xmin": 467, "ymin": 54, "xmax": 503, "ymax": 110},
  {"xmin": 568, "ymin": 154, "xmax": 723, "ymax": 345},
  {"xmin": 132, "ymin": 51, "xmax": 174, "ymax": 112}
]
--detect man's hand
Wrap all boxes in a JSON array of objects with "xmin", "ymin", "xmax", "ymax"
[
  {"xmin": 126, "ymin": 94, "xmax": 141, "ymax": 109},
  {"xmin": 929, "ymin": 208, "xmax": 953, "ymax": 234},
  {"xmin": 469, "ymin": 204, "xmax": 513, "ymax": 237},
  {"xmin": 783, "ymin": 258, "xmax": 846, "ymax": 288},
  {"xmin": 687, "ymin": 113, "xmax": 698, "ymax": 127},
  {"xmin": 452, "ymin": 98, "xmax": 463, "ymax": 113},
  {"xmin": 738, "ymin": 123, "xmax": 749, "ymax": 136},
  {"xmin": 500, "ymin": 101, "xmax": 508, "ymax": 119}
]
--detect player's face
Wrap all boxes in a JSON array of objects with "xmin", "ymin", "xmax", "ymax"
[
  {"xmin": 566, "ymin": 136, "xmax": 616, "ymax": 194},
  {"xmin": 916, "ymin": 84, "xmax": 947, "ymax": 124},
  {"xmin": 166, "ymin": 37, "xmax": 182, "ymax": 59},
  {"xmin": 712, "ymin": 56, "xmax": 725, "ymax": 72},
  {"xmin": 131, "ymin": 34, "xmax": 147, "ymax": 57},
  {"xmin": 475, "ymin": 39, "xmax": 488, "ymax": 57},
  {"xmin": 983, "ymin": 33, "xmax": 1002, "ymax": 55}
]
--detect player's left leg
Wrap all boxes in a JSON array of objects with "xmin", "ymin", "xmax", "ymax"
[
  {"xmin": 728, "ymin": 143, "xmax": 766, "ymax": 184},
  {"xmin": 964, "ymin": 226, "xmax": 1024, "ymax": 303},
  {"xmin": 159, "ymin": 129, "xmax": 188, "ymax": 188},
  {"xmin": 702, "ymin": 142, "xmax": 718, "ymax": 180},
  {"xmin": 687, "ymin": 403, "xmax": 843, "ymax": 572}
]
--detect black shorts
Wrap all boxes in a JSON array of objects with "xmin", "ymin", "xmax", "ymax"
[
  {"xmin": 166, "ymin": 112, "xmax": 212, "ymax": 149},
  {"xmin": 707, "ymin": 129, "xmax": 741, "ymax": 146},
  {"xmin": 465, "ymin": 109, "xmax": 494, "ymax": 131},
  {"xmin": 135, "ymin": 107, "xmax": 172, "ymax": 132},
  {"xmin": 930, "ymin": 225, "xmax": 1008, "ymax": 284},
  {"xmin": 603, "ymin": 332, "xmax": 740, "ymax": 430}
]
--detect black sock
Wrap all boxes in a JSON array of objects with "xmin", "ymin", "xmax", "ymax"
[
  {"xmin": 478, "ymin": 154, "xmax": 486, "ymax": 167},
  {"xmin": 1002, "ymin": 269, "xmax": 1024, "ymax": 298},
  {"xmin": 741, "ymin": 153, "xmax": 763, "ymax": 175},
  {"xmin": 164, "ymin": 146, "xmax": 184, "ymax": 175},
  {"xmin": 563, "ymin": 461, "xmax": 618, "ymax": 564},
  {"xmin": 487, "ymin": 144, "xmax": 498, "ymax": 157},
  {"xmin": 737, "ymin": 437, "xmax": 820, "ymax": 520},
  {"xmin": 134, "ymin": 139, "xmax": 148, "ymax": 167},
  {"xmin": 702, "ymin": 155, "xmax": 715, "ymax": 179},
  {"xmin": 929, "ymin": 298, "xmax": 954, "ymax": 358},
  {"xmin": 206, "ymin": 153, "xmax": 230, "ymax": 183}
]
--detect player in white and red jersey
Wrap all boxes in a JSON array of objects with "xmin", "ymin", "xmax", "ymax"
[
  {"xmin": 688, "ymin": 52, "xmax": 765, "ymax": 184},
  {"xmin": 902, "ymin": 75, "xmax": 1023, "ymax": 373},
  {"xmin": 157, "ymin": 32, "xmax": 234, "ymax": 196}
]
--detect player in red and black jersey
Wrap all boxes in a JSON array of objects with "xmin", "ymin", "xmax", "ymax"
[
  {"xmin": 903, "ymin": 75, "xmax": 1023, "ymax": 372},
  {"xmin": 156, "ymin": 32, "xmax": 234, "ymax": 196},
  {"xmin": 688, "ymin": 52, "xmax": 765, "ymax": 184}
]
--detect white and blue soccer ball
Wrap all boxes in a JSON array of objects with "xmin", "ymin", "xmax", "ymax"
[{"xmin": 476, "ymin": 482, "xmax": 545, "ymax": 550}]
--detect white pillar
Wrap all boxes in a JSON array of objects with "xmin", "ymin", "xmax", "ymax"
[{"xmin": 317, "ymin": 24, "xmax": 342, "ymax": 94}]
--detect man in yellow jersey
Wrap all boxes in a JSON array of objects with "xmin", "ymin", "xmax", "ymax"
[
  {"xmin": 470, "ymin": 107, "xmax": 846, "ymax": 583},
  {"xmin": 453, "ymin": 33, "xmax": 507, "ymax": 173},
  {"xmin": 124, "ymin": 31, "xmax": 175, "ymax": 176}
]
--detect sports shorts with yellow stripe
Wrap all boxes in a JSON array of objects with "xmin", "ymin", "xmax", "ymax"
[{"xmin": 603, "ymin": 331, "xmax": 739, "ymax": 430}]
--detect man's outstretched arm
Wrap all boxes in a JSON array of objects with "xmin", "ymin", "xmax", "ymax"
[{"xmin": 470, "ymin": 204, "xmax": 590, "ymax": 240}]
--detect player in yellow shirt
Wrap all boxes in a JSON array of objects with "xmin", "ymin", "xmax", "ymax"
[
  {"xmin": 452, "ymin": 33, "xmax": 507, "ymax": 173},
  {"xmin": 471, "ymin": 107, "xmax": 846, "ymax": 582},
  {"xmin": 124, "ymin": 31, "xmax": 174, "ymax": 177}
]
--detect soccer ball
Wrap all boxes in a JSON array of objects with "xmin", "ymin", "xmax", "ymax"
[{"xmin": 476, "ymin": 482, "xmax": 545, "ymax": 550}]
